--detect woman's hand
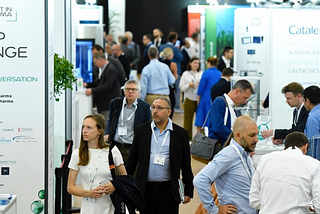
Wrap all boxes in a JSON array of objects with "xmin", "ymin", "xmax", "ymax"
[
  {"xmin": 189, "ymin": 82, "xmax": 195, "ymax": 88},
  {"xmin": 101, "ymin": 181, "xmax": 116, "ymax": 195},
  {"xmin": 90, "ymin": 186, "xmax": 104, "ymax": 198}
]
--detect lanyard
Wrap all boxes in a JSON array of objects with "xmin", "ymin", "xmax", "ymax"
[
  {"xmin": 151, "ymin": 123, "xmax": 169, "ymax": 154},
  {"xmin": 121, "ymin": 99, "xmax": 137, "ymax": 126},
  {"xmin": 230, "ymin": 142, "xmax": 252, "ymax": 181},
  {"xmin": 88, "ymin": 149, "xmax": 102, "ymax": 190}
]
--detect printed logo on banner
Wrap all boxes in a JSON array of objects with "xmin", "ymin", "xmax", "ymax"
[
  {"xmin": 17, "ymin": 127, "xmax": 33, "ymax": 132},
  {"xmin": 0, "ymin": 136, "xmax": 11, "ymax": 143},
  {"xmin": 12, "ymin": 135, "xmax": 36, "ymax": 143},
  {"xmin": 0, "ymin": 6, "xmax": 17, "ymax": 22}
]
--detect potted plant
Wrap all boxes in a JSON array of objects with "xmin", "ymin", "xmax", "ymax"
[{"xmin": 54, "ymin": 53, "xmax": 77, "ymax": 101}]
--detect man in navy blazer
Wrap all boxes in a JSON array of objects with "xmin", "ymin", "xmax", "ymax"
[
  {"xmin": 126, "ymin": 97, "xmax": 194, "ymax": 214},
  {"xmin": 105, "ymin": 79, "xmax": 151, "ymax": 163},
  {"xmin": 210, "ymin": 67, "xmax": 234, "ymax": 101},
  {"xmin": 209, "ymin": 79, "xmax": 254, "ymax": 145}
]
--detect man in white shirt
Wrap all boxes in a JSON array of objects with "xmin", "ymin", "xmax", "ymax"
[
  {"xmin": 217, "ymin": 46, "xmax": 233, "ymax": 72},
  {"xmin": 249, "ymin": 132, "xmax": 320, "ymax": 213}
]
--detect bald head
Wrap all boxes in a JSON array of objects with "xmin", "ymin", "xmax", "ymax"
[
  {"xmin": 111, "ymin": 44, "xmax": 122, "ymax": 57},
  {"xmin": 233, "ymin": 116, "xmax": 259, "ymax": 152}
]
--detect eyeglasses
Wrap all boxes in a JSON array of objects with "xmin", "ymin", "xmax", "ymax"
[
  {"xmin": 150, "ymin": 106, "xmax": 170, "ymax": 111},
  {"xmin": 124, "ymin": 88, "xmax": 139, "ymax": 92}
]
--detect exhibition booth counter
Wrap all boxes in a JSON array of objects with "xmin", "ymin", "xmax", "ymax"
[
  {"xmin": 253, "ymin": 140, "xmax": 284, "ymax": 165},
  {"xmin": 0, "ymin": 195, "xmax": 17, "ymax": 214}
]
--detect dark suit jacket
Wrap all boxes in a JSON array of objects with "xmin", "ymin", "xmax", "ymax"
[
  {"xmin": 142, "ymin": 42, "xmax": 153, "ymax": 69},
  {"xmin": 217, "ymin": 56, "xmax": 233, "ymax": 72},
  {"xmin": 105, "ymin": 97, "xmax": 151, "ymax": 138},
  {"xmin": 93, "ymin": 57, "xmax": 126, "ymax": 86},
  {"xmin": 274, "ymin": 105, "xmax": 309, "ymax": 139},
  {"xmin": 209, "ymin": 95, "xmax": 232, "ymax": 144},
  {"xmin": 210, "ymin": 78, "xmax": 231, "ymax": 102},
  {"xmin": 126, "ymin": 122, "xmax": 194, "ymax": 204},
  {"xmin": 118, "ymin": 54, "xmax": 131, "ymax": 80},
  {"xmin": 87, "ymin": 63, "xmax": 120, "ymax": 112},
  {"xmin": 181, "ymin": 48, "xmax": 190, "ymax": 74}
]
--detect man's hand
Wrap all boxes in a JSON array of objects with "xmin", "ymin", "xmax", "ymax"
[
  {"xmin": 272, "ymin": 138, "xmax": 283, "ymax": 145},
  {"xmin": 183, "ymin": 196, "xmax": 191, "ymax": 204},
  {"xmin": 104, "ymin": 135, "xmax": 109, "ymax": 142},
  {"xmin": 85, "ymin": 88, "xmax": 92, "ymax": 96},
  {"xmin": 217, "ymin": 204, "xmax": 238, "ymax": 214},
  {"xmin": 261, "ymin": 129, "xmax": 273, "ymax": 139},
  {"xmin": 83, "ymin": 83, "xmax": 87, "ymax": 87}
]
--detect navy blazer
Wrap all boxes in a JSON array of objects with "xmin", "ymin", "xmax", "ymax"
[
  {"xmin": 274, "ymin": 105, "xmax": 309, "ymax": 139},
  {"xmin": 159, "ymin": 43, "xmax": 183, "ymax": 75},
  {"xmin": 105, "ymin": 97, "xmax": 151, "ymax": 138},
  {"xmin": 209, "ymin": 95, "xmax": 232, "ymax": 144},
  {"xmin": 126, "ymin": 122, "xmax": 194, "ymax": 204},
  {"xmin": 210, "ymin": 78, "xmax": 231, "ymax": 102}
]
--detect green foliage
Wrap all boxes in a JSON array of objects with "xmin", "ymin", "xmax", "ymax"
[{"xmin": 54, "ymin": 53, "xmax": 77, "ymax": 101}]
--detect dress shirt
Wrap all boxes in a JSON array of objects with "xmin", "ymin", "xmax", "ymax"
[
  {"xmin": 222, "ymin": 56, "xmax": 231, "ymax": 68},
  {"xmin": 98, "ymin": 63, "xmax": 108, "ymax": 79},
  {"xmin": 179, "ymin": 70, "xmax": 203, "ymax": 101},
  {"xmin": 147, "ymin": 119, "xmax": 173, "ymax": 182},
  {"xmin": 140, "ymin": 59, "xmax": 176, "ymax": 100},
  {"xmin": 249, "ymin": 147, "xmax": 320, "ymax": 213},
  {"xmin": 113, "ymin": 98, "xmax": 137, "ymax": 144},
  {"xmin": 305, "ymin": 104, "xmax": 320, "ymax": 139},
  {"xmin": 193, "ymin": 139, "xmax": 256, "ymax": 214},
  {"xmin": 224, "ymin": 93, "xmax": 237, "ymax": 128}
]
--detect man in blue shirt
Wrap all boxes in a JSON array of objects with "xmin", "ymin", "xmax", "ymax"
[
  {"xmin": 140, "ymin": 46, "xmax": 176, "ymax": 105},
  {"xmin": 194, "ymin": 116, "xmax": 258, "ymax": 214},
  {"xmin": 303, "ymin": 85, "xmax": 320, "ymax": 159}
]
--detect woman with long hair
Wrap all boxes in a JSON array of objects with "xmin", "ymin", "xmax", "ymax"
[
  {"xmin": 68, "ymin": 114, "xmax": 126, "ymax": 214},
  {"xmin": 195, "ymin": 57, "xmax": 221, "ymax": 133},
  {"xmin": 179, "ymin": 57, "xmax": 202, "ymax": 140}
]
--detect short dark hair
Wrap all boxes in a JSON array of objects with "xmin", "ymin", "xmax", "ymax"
[
  {"xmin": 284, "ymin": 132, "xmax": 308, "ymax": 149},
  {"xmin": 167, "ymin": 32, "xmax": 178, "ymax": 42},
  {"xmin": 223, "ymin": 46, "xmax": 233, "ymax": 55},
  {"xmin": 186, "ymin": 57, "xmax": 200, "ymax": 72},
  {"xmin": 122, "ymin": 37, "xmax": 128, "ymax": 45},
  {"xmin": 281, "ymin": 82, "xmax": 304, "ymax": 96},
  {"xmin": 191, "ymin": 33, "xmax": 198, "ymax": 39},
  {"xmin": 232, "ymin": 79, "xmax": 254, "ymax": 94},
  {"xmin": 222, "ymin": 68, "xmax": 234, "ymax": 77},
  {"xmin": 303, "ymin": 85, "xmax": 320, "ymax": 105},
  {"xmin": 144, "ymin": 34, "xmax": 152, "ymax": 40},
  {"xmin": 92, "ymin": 44, "xmax": 103, "ymax": 52},
  {"xmin": 148, "ymin": 46, "xmax": 158, "ymax": 59}
]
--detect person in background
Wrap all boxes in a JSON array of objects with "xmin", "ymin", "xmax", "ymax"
[
  {"xmin": 261, "ymin": 93, "xmax": 269, "ymax": 108},
  {"xmin": 122, "ymin": 31, "xmax": 141, "ymax": 70},
  {"xmin": 194, "ymin": 116, "xmax": 258, "ymax": 214},
  {"xmin": 159, "ymin": 32, "xmax": 184, "ymax": 113},
  {"xmin": 180, "ymin": 39, "xmax": 191, "ymax": 75},
  {"xmin": 141, "ymin": 34, "xmax": 153, "ymax": 69},
  {"xmin": 105, "ymin": 43, "xmax": 113, "ymax": 57},
  {"xmin": 159, "ymin": 47, "xmax": 178, "ymax": 119},
  {"xmin": 217, "ymin": 46, "xmax": 234, "ymax": 72},
  {"xmin": 210, "ymin": 67, "xmax": 234, "ymax": 102},
  {"xmin": 179, "ymin": 57, "xmax": 202, "ymax": 140},
  {"xmin": 91, "ymin": 44, "xmax": 126, "ymax": 87},
  {"xmin": 195, "ymin": 57, "xmax": 221, "ymax": 133},
  {"xmin": 140, "ymin": 46, "xmax": 175, "ymax": 105},
  {"xmin": 68, "ymin": 114, "xmax": 126, "ymax": 214},
  {"xmin": 303, "ymin": 85, "xmax": 320, "ymax": 160},
  {"xmin": 249, "ymin": 132, "xmax": 320, "ymax": 213},
  {"xmin": 111, "ymin": 44, "xmax": 130, "ymax": 80},
  {"xmin": 105, "ymin": 79, "xmax": 151, "ymax": 164},
  {"xmin": 187, "ymin": 32, "xmax": 200, "ymax": 58},
  {"xmin": 209, "ymin": 80, "xmax": 254, "ymax": 146},
  {"xmin": 153, "ymin": 28, "xmax": 166, "ymax": 49},
  {"xmin": 83, "ymin": 52, "xmax": 120, "ymax": 121},
  {"xmin": 103, "ymin": 33, "xmax": 117, "ymax": 45},
  {"xmin": 261, "ymin": 82, "xmax": 308, "ymax": 144},
  {"xmin": 126, "ymin": 97, "xmax": 194, "ymax": 214}
]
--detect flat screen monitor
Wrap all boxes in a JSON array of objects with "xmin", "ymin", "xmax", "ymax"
[{"xmin": 76, "ymin": 39, "xmax": 95, "ymax": 83}]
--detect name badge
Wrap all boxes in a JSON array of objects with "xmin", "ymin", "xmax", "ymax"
[
  {"xmin": 118, "ymin": 126, "xmax": 127, "ymax": 136},
  {"xmin": 85, "ymin": 197, "xmax": 96, "ymax": 203},
  {"xmin": 154, "ymin": 154, "xmax": 165, "ymax": 166}
]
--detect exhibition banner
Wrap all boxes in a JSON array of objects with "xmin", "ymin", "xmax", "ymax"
[
  {"xmin": 0, "ymin": 0, "xmax": 54, "ymax": 213},
  {"xmin": 270, "ymin": 9, "xmax": 320, "ymax": 129}
]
